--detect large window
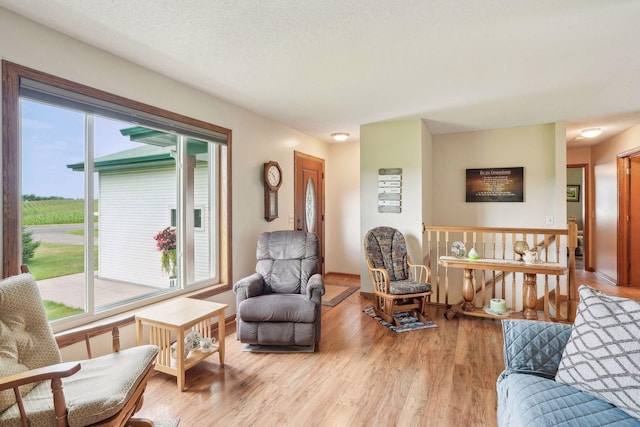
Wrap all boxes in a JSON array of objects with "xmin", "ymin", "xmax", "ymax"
[{"xmin": 3, "ymin": 61, "xmax": 231, "ymax": 330}]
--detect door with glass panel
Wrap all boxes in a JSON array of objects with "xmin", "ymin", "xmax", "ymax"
[{"xmin": 294, "ymin": 151, "xmax": 325, "ymax": 274}]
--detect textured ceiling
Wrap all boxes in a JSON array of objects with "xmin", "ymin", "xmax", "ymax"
[{"xmin": 2, "ymin": 0, "xmax": 640, "ymax": 145}]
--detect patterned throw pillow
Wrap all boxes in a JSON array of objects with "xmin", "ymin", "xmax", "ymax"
[{"xmin": 555, "ymin": 285, "xmax": 640, "ymax": 419}]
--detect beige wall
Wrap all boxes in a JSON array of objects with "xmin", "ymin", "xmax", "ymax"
[
  {"xmin": 326, "ymin": 141, "xmax": 360, "ymax": 275},
  {"xmin": 589, "ymin": 124, "xmax": 640, "ymax": 281},
  {"xmin": 360, "ymin": 118, "xmax": 429, "ymax": 291},
  {"xmin": 432, "ymin": 124, "xmax": 566, "ymax": 228},
  {"xmin": 0, "ymin": 8, "xmax": 351, "ymax": 316}
]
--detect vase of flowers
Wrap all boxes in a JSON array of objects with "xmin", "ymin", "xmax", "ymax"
[{"xmin": 154, "ymin": 227, "xmax": 176, "ymax": 278}]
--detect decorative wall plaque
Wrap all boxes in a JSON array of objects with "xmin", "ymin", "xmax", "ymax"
[{"xmin": 378, "ymin": 168, "xmax": 402, "ymax": 213}]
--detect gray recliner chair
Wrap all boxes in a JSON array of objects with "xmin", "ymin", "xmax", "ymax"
[{"xmin": 233, "ymin": 230, "xmax": 325, "ymax": 351}]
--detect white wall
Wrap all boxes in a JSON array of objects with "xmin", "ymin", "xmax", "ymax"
[
  {"xmin": 325, "ymin": 140, "xmax": 360, "ymax": 274},
  {"xmin": 0, "ymin": 8, "xmax": 337, "ymax": 316},
  {"xmin": 432, "ymin": 124, "xmax": 565, "ymax": 228}
]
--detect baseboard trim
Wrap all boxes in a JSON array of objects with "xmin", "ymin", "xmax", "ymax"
[{"xmin": 325, "ymin": 272, "xmax": 360, "ymax": 279}]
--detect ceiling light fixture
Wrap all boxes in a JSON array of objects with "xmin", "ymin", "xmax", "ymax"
[
  {"xmin": 580, "ymin": 128, "xmax": 602, "ymax": 138},
  {"xmin": 331, "ymin": 132, "xmax": 349, "ymax": 142}
]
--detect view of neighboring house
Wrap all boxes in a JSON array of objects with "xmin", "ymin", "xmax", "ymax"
[{"xmin": 67, "ymin": 128, "xmax": 214, "ymax": 288}]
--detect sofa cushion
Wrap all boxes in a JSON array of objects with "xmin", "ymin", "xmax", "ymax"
[
  {"xmin": 498, "ymin": 373, "xmax": 639, "ymax": 426},
  {"xmin": 502, "ymin": 320, "xmax": 572, "ymax": 379},
  {"xmin": 555, "ymin": 285, "xmax": 640, "ymax": 419},
  {"xmin": 238, "ymin": 294, "xmax": 316, "ymax": 323}
]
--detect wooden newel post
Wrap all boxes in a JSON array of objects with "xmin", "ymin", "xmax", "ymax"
[{"xmin": 567, "ymin": 217, "xmax": 579, "ymax": 322}]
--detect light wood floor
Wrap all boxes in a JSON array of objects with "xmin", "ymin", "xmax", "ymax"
[{"xmin": 136, "ymin": 271, "xmax": 640, "ymax": 427}]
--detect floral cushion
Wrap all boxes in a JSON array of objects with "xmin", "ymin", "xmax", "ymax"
[
  {"xmin": 389, "ymin": 279, "xmax": 431, "ymax": 295},
  {"xmin": 364, "ymin": 226, "xmax": 409, "ymax": 281}
]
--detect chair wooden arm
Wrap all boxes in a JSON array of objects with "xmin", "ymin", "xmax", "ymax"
[
  {"xmin": 407, "ymin": 262, "xmax": 430, "ymax": 284},
  {"xmin": 368, "ymin": 267, "xmax": 390, "ymax": 294},
  {"xmin": 0, "ymin": 362, "xmax": 80, "ymax": 427},
  {"xmin": 55, "ymin": 315, "xmax": 136, "ymax": 358},
  {"xmin": 0, "ymin": 362, "xmax": 80, "ymax": 391}
]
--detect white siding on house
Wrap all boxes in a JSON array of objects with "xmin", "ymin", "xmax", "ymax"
[
  {"xmin": 99, "ymin": 166, "xmax": 177, "ymax": 287},
  {"xmin": 99, "ymin": 160, "xmax": 215, "ymax": 287},
  {"xmin": 99, "ymin": 163, "xmax": 214, "ymax": 287}
]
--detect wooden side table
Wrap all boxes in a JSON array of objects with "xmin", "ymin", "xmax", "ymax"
[
  {"xmin": 135, "ymin": 298, "xmax": 228, "ymax": 391},
  {"xmin": 438, "ymin": 256, "xmax": 567, "ymax": 320}
]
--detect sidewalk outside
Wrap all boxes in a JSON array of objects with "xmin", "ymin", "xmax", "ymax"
[{"xmin": 38, "ymin": 273, "xmax": 160, "ymax": 309}]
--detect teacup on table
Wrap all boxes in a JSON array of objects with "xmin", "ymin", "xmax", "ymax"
[
  {"xmin": 490, "ymin": 298, "xmax": 507, "ymax": 314},
  {"xmin": 200, "ymin": 338, "xmax": 213, "ymax": 352}
]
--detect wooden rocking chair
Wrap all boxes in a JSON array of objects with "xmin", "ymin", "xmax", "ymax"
[
  {"xmin": 0, "ymin": 266, "xmax": 159, "ymax": 427},
  {"xmin": 363, "ymin": 227, "xmax": 432, "ymax": 327}
]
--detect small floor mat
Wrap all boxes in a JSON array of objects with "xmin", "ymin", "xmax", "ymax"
[
  {"xmin": 322, "ymin": 283, "xmax": 358, "ymax": 306},
  {"xmin": 363, "ymin": 306, "xmax": 438, "ymax": 333}
]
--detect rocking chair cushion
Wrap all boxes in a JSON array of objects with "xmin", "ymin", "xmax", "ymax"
[
  {"xmin": 0, "ymin": 345, "xmax": 159, "ymax": 427},
  {"xmin": 389, "ymin": 279, "xmax": 431, "ymax": 295},
  {"xmin": 364, "ymin": 226, "xmax": 409, "ymax": 281},
  {"xmin": 0, "ymin": 273, "xmax": 62, "ymax": 413}
]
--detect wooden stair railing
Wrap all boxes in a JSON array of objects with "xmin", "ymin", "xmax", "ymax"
[{"xmin": 423, "ymin": 219, "xmax": 578, "ymax": 322}]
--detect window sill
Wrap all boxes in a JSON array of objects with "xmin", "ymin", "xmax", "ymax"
[{"xmin": 53, "ymin": 282, "xmax": 231, "ymax": 336}]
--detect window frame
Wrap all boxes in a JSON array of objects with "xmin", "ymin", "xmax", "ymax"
[{"xmin": 2, "ymin": 61, "xmax": 233, "ymax": 326}]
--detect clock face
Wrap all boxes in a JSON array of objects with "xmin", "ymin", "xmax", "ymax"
[{"xmin": 267, "ymin": 165, "xmax": 281, "ymax": 187}]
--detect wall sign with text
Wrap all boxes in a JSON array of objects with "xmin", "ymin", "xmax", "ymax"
[
  {"xmin": 378, "ymin": 168, "xmax": 402, "ymax": 213},
  {"xmin": 466, "ymin": 167, "xmax": 524, "ymax": 202}
]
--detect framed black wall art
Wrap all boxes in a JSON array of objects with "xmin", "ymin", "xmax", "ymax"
[{"xmin": 466, "ymin": 167, "xmax": 524, "ymax": 202}]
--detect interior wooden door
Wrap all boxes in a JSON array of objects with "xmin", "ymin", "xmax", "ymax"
[
  {"xmin": 618, "ymin": 150, "xmax": 640, "ymax": 287},
  {"xmin": 630, "ymin": 155, "xmax": 640, "ymax": 287},
  {"xmin": 294, "ymin": 151, "xmax": 325, "ymax": 274}
]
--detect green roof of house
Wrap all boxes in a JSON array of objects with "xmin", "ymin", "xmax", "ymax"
[
  {"xmin": 67, "ymin": 144, "xmax": 174, "ymax": 172},
  {"xmin": 67, "ymin": 126, "xmax": 209, "ymax": 172}
]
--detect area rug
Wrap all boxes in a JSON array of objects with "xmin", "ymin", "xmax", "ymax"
[
  {"xmin": 153, "ymin": 419, "xmax": 180, "ymax": 427},
  {"xmin": 363, "ymin": 306, "xmax": 438, "ymax": 332},
  {"xmin": 322, "ymin": 283, "xmax": 358, "ymax": 306}
]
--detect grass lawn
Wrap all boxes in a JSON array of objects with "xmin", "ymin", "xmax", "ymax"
[
  {"xmin": 67, "ymin": 228, "xmax": 99, "ymax": 237},
  {"xmin": 43, "ymin": 300, "xmax": 84, "ymax": 321},
  {"xmin": 28, "ymin": 242, "xmax": 97, "ymax": 280}
]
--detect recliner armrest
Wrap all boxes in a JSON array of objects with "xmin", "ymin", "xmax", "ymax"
[
  {"xmin": 306, "ymin": 274, "xmax": 324, "ymax": 303},
  {"xmin": 233, "ymin": 273, "xmax": 265, "ymax": 302},
  {"xmin": 501, "ymin": 320, "xmax": 572, "ymax": 379}
]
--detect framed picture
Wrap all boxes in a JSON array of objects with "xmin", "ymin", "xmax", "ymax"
[
  {"xmin": 465, "ymin": 167, "xmax": 524, "ymax": 202},
  {"xmin": 567, "ymin": 185, "xmax": 580, "ymax": 202}
]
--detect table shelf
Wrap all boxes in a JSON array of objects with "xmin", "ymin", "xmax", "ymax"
[{"xmin": 136, "ymin": 298, "xmax": 228, "ymax": 391}]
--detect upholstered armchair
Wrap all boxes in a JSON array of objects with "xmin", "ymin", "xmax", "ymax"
[
  {"xmin": 363, "ymin": 226, "xmax": 432, "ymax": 327},
  {"xmin": 0, "ymin": 268, "xmax": 159, "ymax": 427},
  {"xmin": 233, "ymin": 231, "xmax": 324, "ymax": 351}
]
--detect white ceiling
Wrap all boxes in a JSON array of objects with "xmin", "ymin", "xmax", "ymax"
[{"xmin": 2, "ymin": 0, "xmax": 640, "ymax": 145}]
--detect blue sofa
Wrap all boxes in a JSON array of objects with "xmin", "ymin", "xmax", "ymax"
[{"xmin": 497, "ymin": 320, "xmax": 640, "ymax": 427}]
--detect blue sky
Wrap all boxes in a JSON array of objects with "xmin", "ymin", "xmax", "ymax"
[{"xmin": 21, "ymin": 99, "xmax": 141, "ymax": 199}]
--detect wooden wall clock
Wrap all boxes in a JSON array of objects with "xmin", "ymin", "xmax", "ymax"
[{"xmin": 264, "ymin": 161, "xmax": 282, "ymax": 221}]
